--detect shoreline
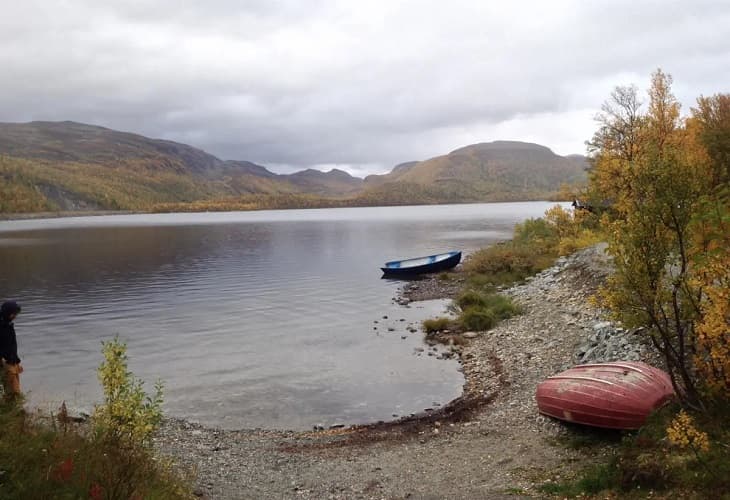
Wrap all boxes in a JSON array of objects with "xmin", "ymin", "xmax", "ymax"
[
  {"xmin": 0, "ymin": 199, "xmax": 570, "ymax": 222},
  {"xmin": 154, "ymin": 243, "xmax": 658, "ymax": 499},
  {"xmin": 0, "ymin": 210, "xmax": 137, "ymax": 221}
]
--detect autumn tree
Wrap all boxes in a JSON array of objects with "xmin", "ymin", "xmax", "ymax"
[
  {"xmin": 591, "ymin": 70, "xmax": 729, "ymax": 408},
  {"xmin": 688, "ymin": 94, "xmax": 730, "ymax": 398}
]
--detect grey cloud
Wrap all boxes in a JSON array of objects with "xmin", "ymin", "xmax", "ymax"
[{"xmin": 1, "ymin": 0, "xmax": 729, "ymax": 172}]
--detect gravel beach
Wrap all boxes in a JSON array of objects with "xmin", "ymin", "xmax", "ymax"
[{"xmin": 154, "ymin": 244, "xmax": 656, "ymax": 499}]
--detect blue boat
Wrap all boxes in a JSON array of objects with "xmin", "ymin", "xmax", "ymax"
[{"xmin": 381, "ymin": 251, "xmax": 462, "ymax": 277}]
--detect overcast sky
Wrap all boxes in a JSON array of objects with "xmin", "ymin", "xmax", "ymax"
[{"xmin": 1, "ymin": 1, "xmax": 728, "ymax": 175}]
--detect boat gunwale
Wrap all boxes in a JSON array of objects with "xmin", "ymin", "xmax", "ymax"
[{"xmin": 383, "ymin": 250, "xmax": 461, "ymax": 269}]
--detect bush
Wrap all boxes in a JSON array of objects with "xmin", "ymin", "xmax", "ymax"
[
  {"xmin": 456, "ymin": 290, "xmax": 488, "ymax": 310},
  {"xmin": 94, "ymin": 337, "xmax": 163, "ymax": 448},
  {"xmin": 545, "ymin": 404, "xmax": 730, "ymax": 498},
  {"xmin": 460, "ymin": 308, "xmax": 496, "ymax": 331},
  {"xmin": 481, "ymin": 293, "xmax": 522, "ymax": 319},
  {"xmin": 513, "ymin": 217, "xmax": 560, "ymax": 249},
  {"xmin": 0, "ymin": 340, "xmax": 192, "ymax": 499},
  {"xmin": 463, "ymin": 243, "xmax": 551, "ymax": 285},
  {"xmin": 422, "ymin": 317, "xmax": 452, "ymax": 333}
]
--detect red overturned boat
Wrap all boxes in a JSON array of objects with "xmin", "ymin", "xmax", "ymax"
[{"xmin": 536, "ymin": 362, "xmax": 674, "ymax": 430}]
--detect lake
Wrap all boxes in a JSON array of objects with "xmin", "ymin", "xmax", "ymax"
[{"xmin": 0, "ymin": 202, "xmax": 556, "ymax": 429}]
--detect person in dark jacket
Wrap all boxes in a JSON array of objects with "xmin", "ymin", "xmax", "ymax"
[{"xmin": 0, "ymin": 301, "xmax": 23, "ymax": 400}]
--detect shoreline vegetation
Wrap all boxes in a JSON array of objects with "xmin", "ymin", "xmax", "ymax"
[
  {"xmin": 0, "ymin": 338, "xmax": 192, "ymax": 499},
  {"xmin": 0, "ymin": 194, "xmax": 574, "ymax": 222}
]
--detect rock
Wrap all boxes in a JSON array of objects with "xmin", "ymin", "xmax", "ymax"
[{"xmin": 593, "ymin": 321, "xmax": 612, "ymax": 330}]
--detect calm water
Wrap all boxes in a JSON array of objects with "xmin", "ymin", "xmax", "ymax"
[{"xmin": 0, "ymin": 202, "xmax": 555, "ymax": 429}]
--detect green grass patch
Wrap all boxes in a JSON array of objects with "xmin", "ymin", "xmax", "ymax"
[
  {"xmin": 422, "ymin": 317, "xmax": 452, "ymax": 333},
  {"xmin": 455, "ymin": 289, "xmax": 522, "ymax": 332},
  {"xmin": 462, "ymin": 216, "xmax": 562, "ymax": 286},
  {"xmin": 539, "ymin": 462, "xmax": 618, "ymax": 497},
  {"xmin": 543, "ymin": 404, "xmax": 730, "ymax": 498},
  {"xmin": 460, "ymin": 308, "xmax": 496, "ymax": 331}
]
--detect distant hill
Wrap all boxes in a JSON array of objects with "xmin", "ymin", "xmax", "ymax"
[
  {"xmin": 0, "ymin": 121, "xmax": 221, "ymax": 174},
  {"xmin": 287, "ymin": 168, "xmax": 363, "ymax": 196},
  {"xmin": 0, "ymin": 122, "xmax": 586, "ymax": 213},
  {"xmin": 0, "ymin": 121, "xmax": 363, "ymax": 211},
  {"xmin": 360, "ymin": 141, "xmax": 588, "ymax": 203}
]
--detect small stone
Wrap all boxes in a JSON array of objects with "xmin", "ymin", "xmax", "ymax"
[{"xmin": 593, "ymin": 321, "xmax": 612, "ymax": 330}]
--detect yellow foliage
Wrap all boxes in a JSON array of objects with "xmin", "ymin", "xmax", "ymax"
[
  {"xmin": 666, "ymin": 410, "xmax": 710, "ymax": 452},
  {"xmin": 544, "ymin": 205, "xmax": 602, "ymax": 255},
  {"xmin": 692, "ymin": 226, "xmax": 730, "ymax": 396},
  {"xmin": 93, "ymin": 338, "xmax": 163, "ymax": 447},
  {"xmin": 589, "ymin": 70, "xmax": 730, "ymax": 407}
]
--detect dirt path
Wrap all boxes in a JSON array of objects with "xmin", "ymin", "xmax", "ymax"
[{"xmin": 155, "ymin": 245, "xmax": 626, "ymax": 499}]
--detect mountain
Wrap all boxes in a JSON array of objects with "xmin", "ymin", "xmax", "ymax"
[
  {"xmin": 0, "ymin": 121, "xmax": 363, "ymax": 211},
  {"xmin": 0, "ymin": 122, "xmax": 587, "ymax": 213},
  {"xmin": 287, "ymin": 168, "xmax": 363, "ymax": 196},
  {"xmin": 0, "ymin": 121, "xmax": 221, "ymax": 174},
  {"xmin": 360, "ymin": 141, "xmax": 588, "ymax": 203}
]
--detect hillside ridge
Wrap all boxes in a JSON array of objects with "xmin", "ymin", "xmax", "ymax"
[{"xmin": 0, "ymin": 121, "xmax": 586, "ymax": 213}]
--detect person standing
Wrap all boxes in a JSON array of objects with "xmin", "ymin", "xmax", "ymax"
[{"xmin": 0, "ymin": 301, "xmax": 23, "ymax": 401}]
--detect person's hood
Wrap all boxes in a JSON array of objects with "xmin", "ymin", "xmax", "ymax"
[{"xmin": 0, "ymin": 301, "xmax": 21, "ymax": 322}]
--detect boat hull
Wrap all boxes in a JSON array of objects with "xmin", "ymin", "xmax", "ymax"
[
  {"xmin": 381, "ymin": 251, "xmax": 462, "ymax": 277},
  {"xmin": 536, "ymin": 362, "xmax": 674, "ymax": 430}
]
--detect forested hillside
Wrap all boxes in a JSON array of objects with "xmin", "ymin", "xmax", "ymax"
[
  {"xmin": 361, "ymin": 141, "xmax": 588, "ymax": 203},
  {"xmin": 0, "ymin": 122, "xmax": 586, "ymax": 213}
]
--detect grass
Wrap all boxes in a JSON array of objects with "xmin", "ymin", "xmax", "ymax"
[
  {"xmin": 0, "ymin": 399, "xmax": 192, "ymax": 499},
  {"xmin": 421, "ymin": 208, "xmax": 598, "ymax": 337},
  {"xmin": 422, "ymin": 317, "xmax": 453, "ymax": 333},
  {"xmin": 422, "ymin": 289, "xmax": 522, "ymax": 335},
  {"xmin": 462, "ymin": 216, "xmax": 564, "ymax": 286},
  {"xmin": 0, "ymin": 339, "xmax": 194, "ymax": 499},
  {"xmin": 540, "ymin": 404, "xmax": 730, "ymax": 498}
]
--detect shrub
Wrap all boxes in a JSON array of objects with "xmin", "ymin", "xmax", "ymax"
[
  {"xmin": 422, "ymin": 317, "xmax": 452, "ymax": 333},
  {"xmin": 0, "ymin": 340, "xmax": 192, "ymax": 499},
  {"xmin": 456, "ymin": 290, "xmax": 488, "ymax": 310},
  {"xmin": 481, "ymin": 293, "xmax": 522, "ymax": 319},
  {"xmin": 93, "ymin": 337, "xmax": 164, "ymax": 448},
  {"xmin": 460, "ymin": 308, "xmax": 496, "ymax": 331},
  {"xmin": 463, "ymin": 243, "xmax": 551, "ymax": 285},
  {"xmin": 513, "ymin": 216, "xmax": 560, "ymax": 250}
]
